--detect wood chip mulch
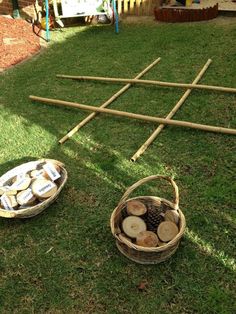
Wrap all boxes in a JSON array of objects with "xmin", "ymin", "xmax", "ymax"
[{"xmin": 0, "ymin": 16, "xmax": 41, "ymax": 71}]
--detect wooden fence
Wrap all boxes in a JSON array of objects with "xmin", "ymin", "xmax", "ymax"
[{"xmin": 116, "ymin": 0, "xmax": 160, "ymax": 16}]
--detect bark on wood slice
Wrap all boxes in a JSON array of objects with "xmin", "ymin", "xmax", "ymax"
[
  {"xmin": 126, "ymin": 200, "xmax": 147, "ymax": 216},
  {"xmin": 164, "ymin": 209, "xmax": 179, "ymax": 225},
  {"xmin": 31, "ymin": 179, "xmax": 57, "ymax": 198},
  {"xmin": 122, "ymin": 216, "xmax": 147, "ymax": 238},
  {"xmin": 136, "ymin": 231, "xmax": 159, "ymax": 247},
  {"xmin": 157, "ymin": 221, "xmax": 179, "ymax": 242}
]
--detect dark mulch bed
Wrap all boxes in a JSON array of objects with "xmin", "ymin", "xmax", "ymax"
[{"xmin": 0, "ymin": 16, "xmax": 41, "ymax": 71}]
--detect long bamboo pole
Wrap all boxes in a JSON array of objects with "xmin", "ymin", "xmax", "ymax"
[
  {"xmin": 29, "ymin": 95, "xmax": 236, "ymax": 136},
  {"xmin": 131, "ymin": 59, "xmax": 212, "ymax": 162},
  {"xmin": 58, "ymin": 58, "xmax": 161, "ymax": 144},
  {"xmin": 56, "ymin": 74, "xmax": 236, "ymax": 94}
]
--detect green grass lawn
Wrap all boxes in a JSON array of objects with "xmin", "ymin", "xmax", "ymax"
[{"xmin": 0, "ymin": 17, "xmax": 236, "ymax": 313}]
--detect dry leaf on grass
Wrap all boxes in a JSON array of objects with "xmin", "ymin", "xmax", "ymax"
[{"xmin": 137, "ymin": 279, "xmax": 149, "ymax": 291}]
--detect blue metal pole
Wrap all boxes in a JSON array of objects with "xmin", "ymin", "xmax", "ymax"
[
  {"xmin": 112, "ymin": 0, "xmax": 119, "ymax": 34},
  {"xmin": 45, "ymin": 0, "xmax": 50, "ymax": 42},
  {"xmin": 11, "ymin": 0, "xmax": 20, "ymax": 18}
]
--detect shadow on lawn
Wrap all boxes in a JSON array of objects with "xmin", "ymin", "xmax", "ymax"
[
  {"xmin": 0, "ymin": 141, "xmax": 235, "ymax": 310},
  {"xmin": 0, "ymin": 24, "xmax": 236, "ymax": 312}
]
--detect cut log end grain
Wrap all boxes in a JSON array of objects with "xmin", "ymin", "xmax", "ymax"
[
  {"xmin": 152, "ymin": 199, "xmax": 162, "ymax": 208},
  {"xmin": 30, "ymin": 169, "xmax": 47, "ymax": 179},
  {"xmin": 126, "ymin": 200, "xmax": 147, "ymax": 216},
  {"xmin": 164, "ymin": 209, "xmax": 179, "ymax": 225},
  {"xmin": 1, "ymin": 195, "xmax": 18, "ymax": 210},
  {"xmin": 0, "ymin": 187, "xmax": 17, "ymax": 196},
  {"xmin": 11, "ymin": 176, "xmax": 31, "ymax": 191},
  {"xmin": 31, "ymin": 179, "xmax": 57, "ymax": 199},
  {"xmin": 4, "ymin": 189, "xmax": 18, "ymax": 196},
  {"xmin": 122, "ymin": 216, "xmax": 147, "ymax": 238},
  {"xmin": 136, "ymin": 231, "xmax": 159, "ymax": 247},
  {"xmin": 16, "ymin": 189, "xmax": 37, "ymax": 206},
  {"xmin": 157, "ymin": 221, "xmax": 179, "ymax": 242},
  {"xmin": 11, "ymin": 173, "xmax": 30, "ymax": 184}
]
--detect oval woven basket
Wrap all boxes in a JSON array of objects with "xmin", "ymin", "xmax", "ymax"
[
  {"xmin": 110, "ymin": 175, "xmax": 186, "ymax": 264},
  {"xmin": 0, "ymin": 159, "xmax": 68, "ymax": 219}
]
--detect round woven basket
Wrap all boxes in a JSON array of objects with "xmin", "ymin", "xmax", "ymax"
[
  {"xmin": 110, "ymin": 175, "xmax": 186, "ymax": 264},
  {"xmin": 0, "ymin": 159, "xmax": 68, "ymax": 219}
]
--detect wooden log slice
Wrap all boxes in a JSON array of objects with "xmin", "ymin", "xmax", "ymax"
[
  {"xmin": 122, "ymin": 216, "xmax": 147, "ymax": 238},
  {"xmin": 16, "ymin": 189, "xmax": 37, "ymax": 206},
  {"xmin": 164, "ymin": 209, "xmax": 179, "ymax": 225},
  {"xmin": 30, "ymin": 169, "xmax": 47, "ymax": 180},
  {"xmin": 1, "ymin": 194, "xmax": 18, "ymax": 210},
  {"xmin": 136, "ymin": 231, "xmax": 159, "ymax": 247},
  {"xmin": 11, "ymin": 176, "xmax": 31, "ymax": 191},
  {"xmin": 31, "ymin": 179, "xmax": 57, "ymax": 199},
  {"xmin": 126, "ymin": 200, "xmax": 147, "ymax": 216},
  {"xmin": 11, "ymin": 173, "xmax": 30, "ymax": 184},
  {"xmin": 157, "ymin": 221, "xmax": 179, "ymax": 242},
  {"xmin": 0, "ymin": 186, "xmax": 17, "ymax": 196},
  {"xmin": 0, "ymin": 187, "xmax": 6, "ymax": 196},
  {"xmin": 8, "ymin": 195, "xmax": 18, "ymax": 209},
  {"xmin": 42, "ymin": 162, "xmax": 61, "ymax": 181}
]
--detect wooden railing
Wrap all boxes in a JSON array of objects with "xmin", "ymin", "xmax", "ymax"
[{"xmin": 116, "ymin": 0, "xmax": 160, "ymax": 16}]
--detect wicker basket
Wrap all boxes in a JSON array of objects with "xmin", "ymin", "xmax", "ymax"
[
  {"xmin": 110, "ymin": 175, "xmax": 186, "ymax": 264},
  {"xmin": 0, "ymin": 159, "xmax": 68, "ymax": 219}
]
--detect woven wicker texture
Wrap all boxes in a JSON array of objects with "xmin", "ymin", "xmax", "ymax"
[
  {"xmin": 0, "ymin": 159, "xmax": 67, "ymax": 218},
  {"xmin": 110, "ymin": 175, "xmax": 186, "ymax": 264}
]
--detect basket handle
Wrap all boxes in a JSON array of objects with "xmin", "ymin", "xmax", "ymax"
[{"xmin": 118, "ymin": 175, "xmax": 179, "ymax": 210}]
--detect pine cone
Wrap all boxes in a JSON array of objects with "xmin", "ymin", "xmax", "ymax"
[
  {"xmin": 145, "ymin": 203, "xmax": 164, "ymax": 231},
  {"xmin": 146, "ymin": 222, "xmax": 158, "ymax": 233}
]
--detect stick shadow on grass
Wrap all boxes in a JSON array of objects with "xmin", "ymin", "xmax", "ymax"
[
  {"xmin": 0, "ymin": 22, "xmax": 236, "ymax": 313},
  {"xmin": 0, "ymin": 137, "xmax": 235, "ymax": 313}
]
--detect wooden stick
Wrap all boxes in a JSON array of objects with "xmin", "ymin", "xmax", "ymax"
[
  {"xmin": 29, "ymin": 95, "xmax": 236, "ymax": 136},
  {"xmin": 58, "ymin": 58, "xmax": 161, "ymax": 144},
  {"xmin": 56, "ymin": 74, "xmax": 236, "ymax": 94},
  {"xmin": 131, "ymin": 59, "xmax": 212, "ymax": 162}
]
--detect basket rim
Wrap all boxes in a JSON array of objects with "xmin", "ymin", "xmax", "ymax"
[
  {"xmin": 110, "ymin": 195, "xmax": 186, "ymax": 253},
  {"xmin": 0, "ymin": 159, "xmax": 68, "ymax": 218}
]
